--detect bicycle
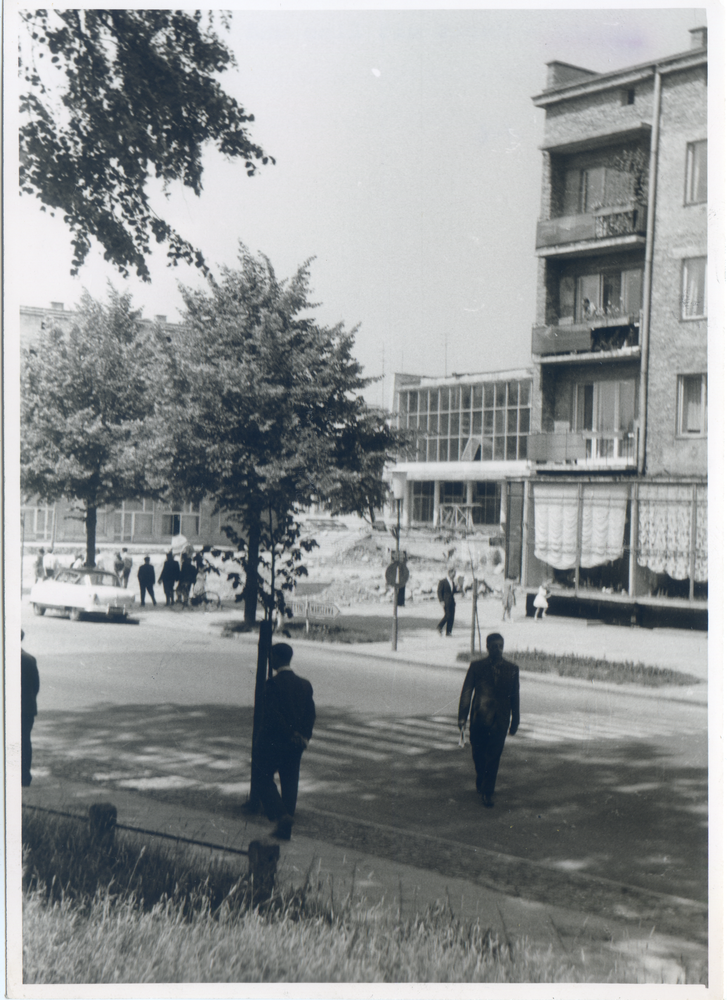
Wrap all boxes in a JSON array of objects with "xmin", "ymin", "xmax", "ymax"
[{"xmin": 189, "ymin": 588, "xmax": 222, "ymax": 611}]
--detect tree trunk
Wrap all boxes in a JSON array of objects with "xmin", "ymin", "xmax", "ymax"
[
  {"xmin": 245, "ymin": 618, "xmax": 272, "ymax": 814},
  {"xmin": 243, "ymin": 517, "xmax": 261, "ymax": 624},
  {"xmin": 86, "ymin": 505, "xmax": 97, "ymax": 567}
]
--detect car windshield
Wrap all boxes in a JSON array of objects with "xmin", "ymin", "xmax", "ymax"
[{"xmin": 77, "ymin": 572, "xmax": 121, "ymax": 587}]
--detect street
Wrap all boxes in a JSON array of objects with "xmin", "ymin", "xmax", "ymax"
[{"xmin": 21, "ymin": 606, "xmax": 707, "ymax": 941}]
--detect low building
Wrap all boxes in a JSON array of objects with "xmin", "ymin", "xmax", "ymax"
[{"xmin": 389, "ymin": 368, "xmax": 533, "ymax": 577}]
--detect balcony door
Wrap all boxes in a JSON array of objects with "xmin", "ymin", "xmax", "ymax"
[{"xmin": 574, "ymin": 380, "xmax": 637, "ymax": 459}]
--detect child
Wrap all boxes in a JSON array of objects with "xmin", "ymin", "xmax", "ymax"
[
  {"xmin": 502, "ymin": 579, "xmax": 516, "ymax": 621},
  {"xmin": 534, "ymin": 581, "xmax": 550, "ymax": 619}
]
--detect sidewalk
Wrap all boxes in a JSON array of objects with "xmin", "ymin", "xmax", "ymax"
[
  {"xmin": 130, "ymin": 595, "xmax": 709, "ymax": 703},
  {"xmin": 22, "ymin": 777, "xmax": 708, "ymax": 984}
]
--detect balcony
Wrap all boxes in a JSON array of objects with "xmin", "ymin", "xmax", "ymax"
[
  {"xmin": 528, "ymin": 430, "xmax": 638, "ymax": 469},
  {"xmin": 532, "ymin": 317, "xmax": 640, "ymax": 358},
  {"xmin": 535, "ymin": 203, "xmax": 647, "ymax": 256}
]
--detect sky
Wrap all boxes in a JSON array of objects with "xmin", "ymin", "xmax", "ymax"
[{"xmin": 11, "ymin": 6, "xmax": 709, "ymax": 408}]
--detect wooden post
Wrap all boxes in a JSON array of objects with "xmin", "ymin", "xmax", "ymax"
[
  {"xmin": 521, "ymin": 481, "xmax": 531, "ymax": 588},
  {"xmin": 248, "ymin": 840, "xmax": 280, "ymax": 903},
  {"xmin": 470, "ymin": 577, "xmax": 477, "ymax": 657},
  {"xmin": 88, "ymin": 803, "xmax": 117, "ymax": 853},
  {"xmin": 574, "ymin": 483, "xmax": 584, "ymax": 594}
]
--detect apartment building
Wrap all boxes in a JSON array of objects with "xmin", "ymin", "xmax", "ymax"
[{"xmin": 523, "ymin": 27, "xmax": 708, "ymax": 623}]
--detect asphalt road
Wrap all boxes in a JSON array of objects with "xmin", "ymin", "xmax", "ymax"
[{"xmin": 21, "ymin": 605, "xmax": 708, "ymax": 937}]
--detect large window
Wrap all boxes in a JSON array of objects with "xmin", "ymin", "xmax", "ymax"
[
  {"xmin": 399, "ymin": 379, "xmax": 530, "ymax": 464},
  {"xmin": 160, "ymin": 502, "xmax": 200, "ymax": 537},
  {"xmin": 677, "ymin": 374, "xmax": 707, "ymax": 437},
  {"xmin": 473, "ymin": 482, "xmax": 501, "ymax": 525},
  {"xmin": 562, "ymin": 165, "xmax": 637, "ymax": 215},
  {"xmin": 681, "ymin": 258, "xmax": 707, "ymax": 319},
  {"xmin": 113, "ymin": 499, "xmax": 155, "ymax": 540},
  {"xmin": 685, "ymin": 140, "xmax": 707, "ymax": 204},
  {"xmin": 559, "ymin": 268, "xmax": 643, "ymax": 323},
  {"xmin": 412, "ymin": 482, "xmax": 434, "ymax": 523},
  {"xmin": 573, "ymin": 379, "xmax": 638, "ymax": 460}
]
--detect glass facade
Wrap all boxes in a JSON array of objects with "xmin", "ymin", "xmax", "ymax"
[{"xmin": 399, "ymin": 379, "xmax": 531, "ymax": 462}]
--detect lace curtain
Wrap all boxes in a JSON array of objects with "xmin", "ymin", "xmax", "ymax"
[
  {"xmin": 533, "ymin": 484, "xmax": 628, "ymax": 570},
  {"xmin": 637, "ymin": 484, "xmax": 707, "ymax": 582}
]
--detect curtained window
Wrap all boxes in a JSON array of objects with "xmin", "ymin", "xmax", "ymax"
[
  {"xmin": 637, "ymin": 484, "xmax": 707, "ymax": 582},
  {"xmin": 533, "ymin": 483, "xmax": 628, "ymax": 571}
]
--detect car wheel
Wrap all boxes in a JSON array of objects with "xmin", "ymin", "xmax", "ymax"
[
  {"xmin": 69, "ymin": 607, "xmax": 82, "ymax": 622},
  {"xmin": 32, "ymin": 604, "xmax": 45, "ymax": 616}
]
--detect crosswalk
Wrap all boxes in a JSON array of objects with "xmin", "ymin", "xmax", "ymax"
[{"xmin": 32, "ymin": 707, "xmax": 704, "ymax": 797}]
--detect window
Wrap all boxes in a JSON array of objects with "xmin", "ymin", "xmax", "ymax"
[
  {"xmin": 563, "ymin": 165, "xmax": 636, "ymax": 215},
  {"xmin": 573, "ymin": 380, "xmax": 638, "ymax": 460},
  {"xmin": 473, "ymin": 482, "xmax": 501, "ymax": 526},
  {"xmin": 685, "ymin": 140, "xmax": 707, "ymax": 204},
  {"xmin": 681, "ymin": 258, "xmax": 707, "ymax": 319},
  {"xmin": 563, "ymin": 268, "xmax": 643, "ymax": 322},
  {"xmin": 412, "ymin": 482, "xmax": 434, "ymax": 523},
  {"xmin": 398, "ymin": 379, "xmax": 531, "ymax": 463},
  {"xmin": 677, "ymin": 375, "xmax": 707, "ymax": 436},
  {"xmin": 113, "ymin": 499, "xmax": 155, "ymax": 540},
  {"xmin": 621, "ymin": 88, "xmax": 635, "ymax": 106},
  {"xmin": 160, "ymin": 502, "xmax": 200, "ymax": 537}
]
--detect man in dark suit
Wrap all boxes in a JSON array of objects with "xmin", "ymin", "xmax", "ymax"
[
  {"xmin": 255, "ymin": 643, "xmax": 316, "ymax": 840},
  {"xmin": 436, "ymin": 567, "xmax": 457, "ymax": 636},
  {"xmin": 458, "ymin": 632, "xmax": 519, "ymax": 808},
  {"xmin": 21, "ymin": 631, "xmax": 40, "ymax": 788}
]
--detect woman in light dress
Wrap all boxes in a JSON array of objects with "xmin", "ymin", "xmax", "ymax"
[{"xmin": 533, "ymin": 581, "xmax": 550, "ymax": 619}]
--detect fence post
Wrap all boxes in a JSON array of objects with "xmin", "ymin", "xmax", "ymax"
[{"xmin": 88, "ymin": 802, "xmax": 117, "ymax": 853}]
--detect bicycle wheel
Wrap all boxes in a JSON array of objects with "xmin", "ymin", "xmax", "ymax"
[{"xmin": 202, "ymin": 590, "xmax": 222, "ymax": 611}]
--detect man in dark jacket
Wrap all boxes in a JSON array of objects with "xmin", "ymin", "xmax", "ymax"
[
  {"xmin": 158, "ymin": 552, "xmax": 180, "ymax": 606},
  {"xmin": 458, "ymin": 632, "xmax": 519, "ymax": 808},
  {"xmin": 21, "ymin": 631, "xmax": 40, "ymax": 788},
  {"xmin": 177, "ymin": 554, "xmax": 197, "ymax": 607},
  {"xmin": 436, "ymin": 567, "xmax": 457, "ymax": 636},
  {"xmin": 137, "ymin": 556, "xmax": 157, "ymax": 606},
  {"xmin": 255, "ymin": 643, "xmax": 316, "ymax": 840}
]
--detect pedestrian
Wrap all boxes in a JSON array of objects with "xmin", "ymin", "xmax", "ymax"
[
  {"xmin": 254, "ymin": 643, "xmax": 316, "ymax": 840},
  {"xmin": 458, "ymin": 632, "xmax": 519, "ymax": 808},
  {"xmin": 71, "ymin": 551, "xmax": 85, "ymax": 569},
  {"xmin": 113, "ymin": 551, "xmax": 125, "ymax": 580},
  {"xmin": 43, "ymin": 548, "xmax": 57, "ymax": 579},
  {"xmin": 159, "ymin": 551, "xmax": 180, "ymax": 606},
  {"xmin": 436, "ymin": 566, "xmax": 458, "ymax": 637},
  {"xmin": 95, "ymin": 548, "xmax": 106, "ymax": 571},
  {"xmin": 121, "ymin": 548, "xmax": 133, "ymax": 588},
  {"xmin": 534, "ymin": 581, "xmax": 550, "ymax": 620},
  {"xmin": 137, "ymin": 556, "xmax": 157, "ymax": 607},
  {"xmin": 177, "ymin": 553, "xmax": 197, "ymax": 607},
  {"xmin": 34, "ymin": 548, "xmax": 45, "ymax": 582},
  {"xmin": 21, "ymin": 630, "xmax": 40, "ymax": 788},
  {"xmin": 502, "ymin": 579, "xmax": 516, "ymax": 621}
]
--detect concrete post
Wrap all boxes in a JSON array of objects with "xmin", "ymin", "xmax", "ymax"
[{"xmin": 432, "ymin": 481, "xmax": 440, "ymax": 528}]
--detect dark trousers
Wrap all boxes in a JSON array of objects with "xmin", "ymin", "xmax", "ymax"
[
  {"xmin": 22, "ymin": 715, "xmax": 34, "ymax": 787},
  {"xmin": 257, "ymin": 746, "xmax": 303, "ymax": 821},
  {"xmin": 163, "ymin": 584, "xmax": 175, "ymax": 606},
  {"xmin": 470, "ymin": 721, "xmax": 508, "ymax": 799},
  {"xmin": 437, "ymin": 599, "xmax": 455, "ymax": 635},
  {"xmin": 140, "ymin": 583, "xmax": 156, "ymax": 606}
]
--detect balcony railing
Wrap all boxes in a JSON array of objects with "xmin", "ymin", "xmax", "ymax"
[
  {"xmin": 535, "ymin": 203, "xmax": 647, "ymax": 251},
  {"xmin": 532, "ymin": 318, "xmax": 640, "ymax": 356},
  {"xmin": 528, "ymin": 430, "xmax": 638, "ymax": 467}
]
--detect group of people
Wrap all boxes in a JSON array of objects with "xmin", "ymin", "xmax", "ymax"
[
  {"xmin": 138, "ymin": 551, "xmax": 202, "ymax": 608},
  {"xmin": 437, "ymin": 567, "xmax": 551, "ymax": 632}
]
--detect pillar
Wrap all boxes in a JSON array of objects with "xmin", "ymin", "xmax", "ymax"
[{"xmin": 432, "ymin": 480, "xmax": 440, "ymax": 528}]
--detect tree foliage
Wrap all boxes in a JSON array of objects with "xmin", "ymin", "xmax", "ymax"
[
  {"xmin": 20, "ymin": 289, "xmax": 166, "ymax": 564},
  {"xmin": 159, "ymin": 246, "xmax": 403, "ymax": 622},
  {"xmin": 19, "ymin": 10, "xmax": 272, "ymax": 281}
]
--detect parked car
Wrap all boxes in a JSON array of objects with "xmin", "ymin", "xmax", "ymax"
[{"xmin": 29, "ymin": 568, "xmax": 136, "ymax": 621}]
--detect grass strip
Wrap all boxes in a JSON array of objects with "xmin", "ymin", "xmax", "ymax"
[{"xmin": 457, "ymin": 649, "xmax": 696, "ymax": 687}]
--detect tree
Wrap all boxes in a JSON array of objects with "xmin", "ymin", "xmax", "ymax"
[
  {"xmin": 159, "ymin": 245, "xmax": 403, "ymax": 624},
  {"xmin": 19, "ymin": 10, "xmax": 272, "ymax": 281},
  {"xmin": 21, "ymin": 289, "xmax": 166, "ymax": 565}
]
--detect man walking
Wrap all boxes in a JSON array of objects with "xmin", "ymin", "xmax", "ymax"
[
  {"xmin": 121, "ymin": 549, "xmax": 133, "ymax": 588},
  {"xmin": 158, "ymin": 551, "xmax": 180, "ymax": 606},
  {"xmin": 137, "ymin": 556, "xmax": 157, "ymax": 607},
  {"xmin": 254, "ymin": 643, "xmax": 315, "ymax": 840},
  {"xmin": 436, "ymin": 566, "xmax": 458, "ymax": 636},
  {"xmin": 458, "ymin": 632, "xmax": 519, "ymax": 808}
]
